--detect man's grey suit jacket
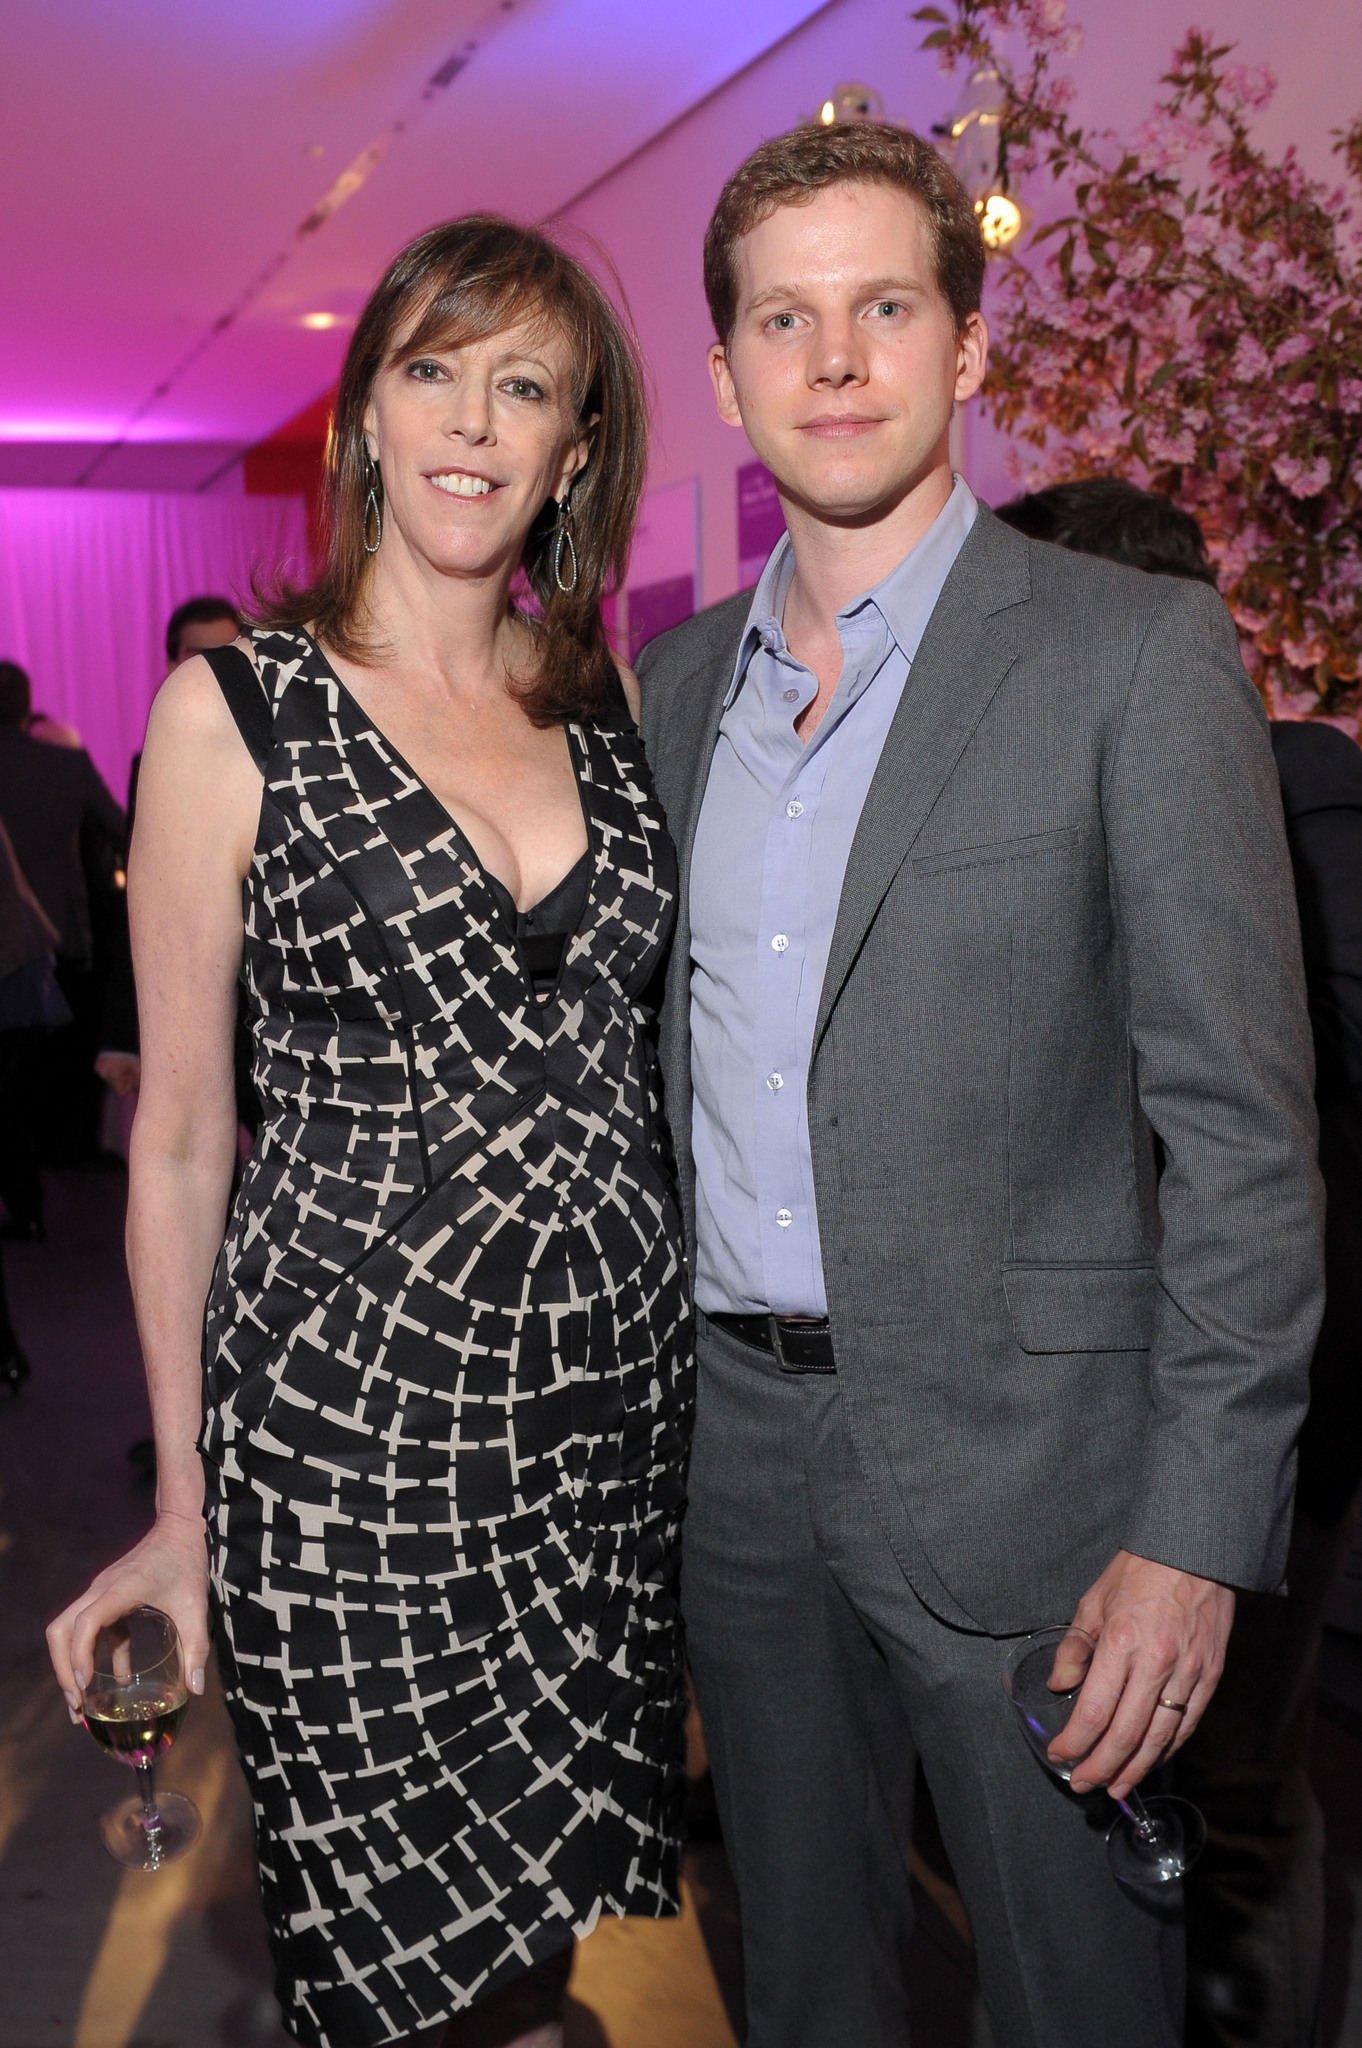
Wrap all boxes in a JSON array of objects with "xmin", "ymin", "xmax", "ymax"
[{"xmin": 636, "ymin": 507, "xmax": 1324, "ymax": 1634}]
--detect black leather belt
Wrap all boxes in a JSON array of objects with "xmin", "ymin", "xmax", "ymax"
[{"xmin": 707, "ymin": 1312, "xmax": 836, "ymax": 1374}]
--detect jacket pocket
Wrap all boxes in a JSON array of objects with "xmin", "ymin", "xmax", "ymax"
[
  {"xmin": 1002, "ymin": 1264, "xmax": 1156, "ymax": 1353},
  {"xmin": 912, "ymin": 824, "xmax": 1082, "ymax": 878}
]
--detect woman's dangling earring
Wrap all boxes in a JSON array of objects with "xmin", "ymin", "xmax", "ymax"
[
  {"xmin": 552, "ymin": 491, "xmax": 579, "ymax": 595},
  {"xmin": 362, "ymin": 455, "xmax": 383, "ymax": 554}
]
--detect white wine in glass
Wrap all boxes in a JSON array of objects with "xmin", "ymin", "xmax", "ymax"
[{"xmin": 80, "ymin": 1606, "xmax": 201, "ymax": 1870}]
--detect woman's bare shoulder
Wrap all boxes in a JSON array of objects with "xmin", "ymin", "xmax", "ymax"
[
  {"xmin": 145, "ymin": 643, "xmax": 258, "ymax": 766},
  {"xmin": 136, "ymin": 643, "xmax": 263, "ymax": 884}
]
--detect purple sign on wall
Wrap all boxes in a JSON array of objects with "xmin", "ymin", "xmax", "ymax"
[
  {"xmin": 623, "ymin": 477, "xmax": 698, "ymax": 660},
  {"xmin": 627, "ymin": 575, "xmax": 695, "ymax": 662},
  {"xmin": 737, "ymin": 459, "xmax": 786, "ymax": 587}
]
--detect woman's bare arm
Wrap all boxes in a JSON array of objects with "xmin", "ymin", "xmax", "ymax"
[{"xmin": 46, "ymin": 653, "xmax": 261, "ymax": 1711}]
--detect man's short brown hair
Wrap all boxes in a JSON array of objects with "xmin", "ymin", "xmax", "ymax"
[{"xmin": 704, "ymin": 121, "xmax": 986, "ymax": 345}]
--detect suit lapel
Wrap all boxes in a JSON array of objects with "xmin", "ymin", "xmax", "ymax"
[
  {"xmin": 653, "ymin": 592, "xmax": 751, "ymax": 908},
  {"xmin": 814, "ymin": 510, "xmax": 1032, "ymax": 1051},
  {"xmin": 643, "ymin": 592, "xmax": 750, "ymax": 1254},
  {"xmin": 650, "ymin": 593, "xmax": 750, "ymax": 1025}
]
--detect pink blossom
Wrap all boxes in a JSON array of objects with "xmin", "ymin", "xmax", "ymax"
[
  {"xmin": 1272, "ymin": 333, "xmax": 1312, "ymax": 368},
  {"xmin": 1215, "ymin": 234, "xmax": 1251, "ymax": 279},
  {"xmin": 1181, "ymin": 212, "xmax": 1219, "ymax": 255},
  {"xmin": 1146, "ymin": 429, "xmax": 1198, "ymax": 465},
  {"xmin": 1232, "ymin": 335, "xmax": 1270, "ymax": 380},
  {"xmin": 1139, "ymin": 112, "xmax": 1205, "ymax": 172},
  {"xmin": 1115, "ymin": 244, "xmax": 1155, "ymax": 280},
  {"xmin": 1221, "ymin": 61, "xmax": 1276, "ymax": 112},
  {"xmin": 1272, "ymin": 453, "xmax": 1332, "ymax": 496},
  {"xmin": 1018, "ymin": 0, "xmax": 1082, "ymax": 52},
  {"xmin": 953, "ymin": 0, "xmax": 1362, "ymax": 713},
  {"xmin": 1272, "ymin": 257, "xmax": 1315, "ymax": 295}
]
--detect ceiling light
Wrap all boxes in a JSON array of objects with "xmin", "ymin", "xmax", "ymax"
[
  {"xmin": 299, "ymin": 312, "xmax": 346, "ymax": 331},
  {"xmin": 820, "ymin": 101, "xmax": 836, "ymax": 124}
]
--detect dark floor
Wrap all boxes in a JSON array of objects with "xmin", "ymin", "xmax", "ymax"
[{"xmin": 0, "ymin": 1167, "xmax": 1358, "ymax": 2046}]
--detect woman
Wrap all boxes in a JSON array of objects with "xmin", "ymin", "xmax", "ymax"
[{"xmin": 48, "ymin": 217, "xmax": 693, "ymax": 2048}]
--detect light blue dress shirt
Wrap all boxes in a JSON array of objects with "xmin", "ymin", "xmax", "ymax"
[{"xmin": 689, "ymin": 475, "xmax": 978, "ymax": 1316}]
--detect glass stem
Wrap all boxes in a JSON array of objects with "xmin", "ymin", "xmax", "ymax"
[
  {"xmin": 1119, "ymin": 1788, "xmax": 1161, "ymax": 1844},
  {"xmin": 137, "ymin": 1761, "xmax": 162, "ymax": 1834}
]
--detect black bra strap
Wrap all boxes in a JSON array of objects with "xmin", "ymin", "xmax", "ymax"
[{"xmin": 201, "ymin": 643, "xmax": 273, "ymax": 773}]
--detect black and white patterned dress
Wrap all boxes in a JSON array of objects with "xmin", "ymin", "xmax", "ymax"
[{"xmin": 197, "ymin": 628, "xmax": 693, "ymax": 2048}]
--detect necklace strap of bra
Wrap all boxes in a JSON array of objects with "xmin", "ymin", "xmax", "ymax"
[{"xmin": 201, "ymin": 643, "xmax": 274, "ymax": 773}]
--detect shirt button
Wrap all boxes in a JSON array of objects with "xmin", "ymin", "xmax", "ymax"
[
  {"xmin": 786, "ymin": 798, "xmax": 804, "ymax": 818},
  {"xmin": 771, "ymin": 933, "xmax": 789, "ymax": 953},
  {"xmin": 766, "ymin": 1071, "xmax": 784, "ymax": 1091},
  {"xmin": 775, "ymin": 1208, "xmax": 793, "ymax": 1228},
  {"xmin": 781, "ymin": 687, "xmax": 800, "ymax": 704}
]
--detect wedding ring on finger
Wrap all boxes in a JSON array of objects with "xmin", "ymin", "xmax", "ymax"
[{"xmin": 1157, "ymin": 1697, "xmax": 1189, "ymax": 1713}]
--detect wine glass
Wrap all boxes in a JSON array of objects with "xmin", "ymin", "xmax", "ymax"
[
  {"xmin": 80, "ymin": 1606, "xmax": 202, "ymax": 1870},
  {"xmin": 1000, "ymin": 1624, "xmax": 1206, "ymax": 1887}
]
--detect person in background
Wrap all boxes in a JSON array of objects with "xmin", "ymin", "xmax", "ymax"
[
  {"xmin": 125, "ymin": 596, "xmax": 241, "ymax": 828},
  {"xmin": 27, "ymin": 711, "xmax": 83, "ymax": 748},
  {"xmin": 997, "ymin": 473, "xmax": 1362, "ymax": 2048},
  {"xmin": 0, "ymin": 814, "xmax": 71, "ymax": 1382},
  {"xmin": 0, "ymin": 660, "xmax": 125, "ymax": 1209},
  {"xmin": 995, "ymin": 473, "xmax": 1215, "ymax": 581}
]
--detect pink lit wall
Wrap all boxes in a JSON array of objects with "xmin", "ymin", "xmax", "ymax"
[
  {"xmin": 0, "ymin": 490, "xmax": 309, "ymax": 802},
  {"xmin": 558, "ymin": 0, "xmax": 1358, "ymax": 599}
]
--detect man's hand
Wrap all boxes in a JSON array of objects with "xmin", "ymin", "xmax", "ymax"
[{"xmin": 1047, "ymin": 1549, "xmax": 1234, "ymax": 1799}]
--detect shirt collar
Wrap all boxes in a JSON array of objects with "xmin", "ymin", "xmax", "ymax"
[{"xmin": 727, "ymin": 474, "xmax": 979, "ymax": 707}]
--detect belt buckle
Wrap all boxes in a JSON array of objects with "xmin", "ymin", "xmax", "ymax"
[{"xmin": 769, "ymin": 1316, "xmax": 832, "ymax": 1374}]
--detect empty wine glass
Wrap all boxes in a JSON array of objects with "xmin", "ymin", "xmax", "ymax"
[
  {"xmin": 1000, "ymin": 1624, "xmax": 1206, "ymax": 1887},
  {"xmin": 80, "ymin": 1605, "xmax": 201, "ymax": 1870}
]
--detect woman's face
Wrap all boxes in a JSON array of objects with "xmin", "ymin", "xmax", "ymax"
[{"xmin": 362, "ymin": 311, "xmax": 589, "ymax": 586}]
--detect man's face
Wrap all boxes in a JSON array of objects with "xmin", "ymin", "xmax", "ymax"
[
  {"xmin": 172, "ymin": 614, "xmax": 238, "ymax": 672},
  {"xmin": 710, "ymin": 181, "xmax": 987, "ymax": 523}
]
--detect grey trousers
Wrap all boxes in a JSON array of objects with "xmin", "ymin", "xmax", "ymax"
[{"xmin": 682, "ymin": 1317, "xmax": 1184, "ymax": 2048}]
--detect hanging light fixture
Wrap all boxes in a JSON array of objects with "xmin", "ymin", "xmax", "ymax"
[
  {"xmin": 815, "ymin": 82, "xmax": 885, "ymax": 126},
  {"xmin": 935, "ymin": 65, "xmax": 1029, "ymax": 253},
  {"xmin": 976, "ymin": 192, "xmax": 1025, "ymax": 250}
]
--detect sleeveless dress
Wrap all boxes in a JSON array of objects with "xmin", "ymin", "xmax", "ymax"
[{"xmin": 197, "ymin": 628, "xmax": 693, "ymax": 2048}]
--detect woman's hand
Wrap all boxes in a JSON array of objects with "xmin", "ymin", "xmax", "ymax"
[{"xmin": 46, "ymin": 1510, "xmax": 210, "ymax": 1718}]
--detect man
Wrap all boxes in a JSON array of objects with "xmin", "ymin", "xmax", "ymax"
[
  {"xmin": 1000, "ymin": 476, "xmax": 1362, "ymax": 2048},
  {"xmin": 636, "ymin": 124, "xmax": 1323, "ymax": 2047},
  {"xmin": 0, "ymin": 659, "xmax": 125, "ymax": 1208}
]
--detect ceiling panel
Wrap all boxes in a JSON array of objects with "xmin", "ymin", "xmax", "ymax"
[{"xmin": 2, "ymin": 0, "xmax": 830, "ymax": 477}]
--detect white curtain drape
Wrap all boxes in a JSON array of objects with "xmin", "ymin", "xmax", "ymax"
[{"xmin": 0, "ymin": 488, "xmax": 310, "ymax": 805}]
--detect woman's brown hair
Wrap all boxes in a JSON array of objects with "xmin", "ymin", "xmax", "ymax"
[{"xmin": 258, "ymin": 215, "xmax": 647, "ymax": 726}]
